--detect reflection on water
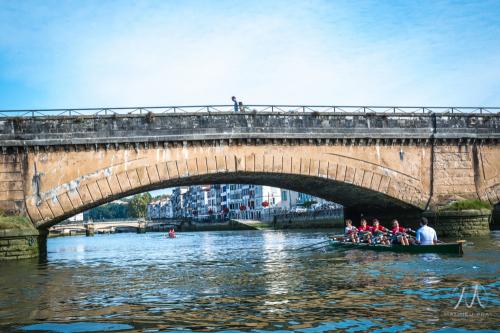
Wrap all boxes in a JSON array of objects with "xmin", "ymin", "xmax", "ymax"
[
  {"xmin": 21, "ymin": 322, "xmax": 133, "ymax": 332},
  {"xmin": 0, "ymin": 230, "xmax": 498, "ymax": 332}
]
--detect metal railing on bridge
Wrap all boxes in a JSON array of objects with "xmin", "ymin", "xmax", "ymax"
[{"xmin": 0, "ymin": 105, "xmax": 498, "ymax": 117}]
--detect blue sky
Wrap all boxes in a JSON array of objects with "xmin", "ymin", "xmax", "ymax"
[{"xmin": 1, "ymin": 0, "xmax": 499, "ymax": 110}]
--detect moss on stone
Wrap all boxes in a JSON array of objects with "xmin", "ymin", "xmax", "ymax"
[
  {"xmin": 440, "ymin": 199, "xmax": 492, "ymax": 212},
  {"xmin": 0, "ymin": 215, "xmax": 35, "ymax": 231}
]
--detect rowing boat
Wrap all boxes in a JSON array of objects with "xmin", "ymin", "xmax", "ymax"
[{"xmin": 329, "ymin": 239, "xmax": 464, "ymax": 255}]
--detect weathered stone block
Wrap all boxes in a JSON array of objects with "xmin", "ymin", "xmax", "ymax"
[
  {"xmin": 106, "ymin": 174, "xmax": 122, "ymax": 195},
  {"xmin": 177, "ymin": 159, "xmax": 189, "ymax": 177},
  {"xmin": 273, "ymin": 155, "xmax": 284, "ymax": 173},
  {"xmin": 424, "ymin": 209, "xmax": 492, "ymax": 237},
  {"xmin": 136, "ymin": 166, "xmax": 151, "ymax": 186},
  {"xmin": 116, "ymin": 172, "xmax": 132, "ymax": 191},
  {"xmin": 216, "ymin": 155, "xmax": 227, "ymax": 173},
  {"xmin": 263, "ymin": 154, "xmax": 274, "ymax": 174},
  {"xmin": 156, "ymin": 162, "xmax": 170, "ymax": 180},
  {"xmin": 57, "ymin": 192, "xmax": 74, "ymax": 213},
  {"xmin": 146, "ymin": 166, "xmax": 160, "ymax": 183},
  {"xmin": 0, "ymin": 228, "xmax": 41, "ymax": 261},
  {"xmin": 77, "ymin": 184, "xmax": 94, "ymax": 205},
  {"xmin": 47, "ymin": 198, "xmax": 65, "ymax": 218}
]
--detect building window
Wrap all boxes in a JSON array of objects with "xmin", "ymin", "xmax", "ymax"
[{"xmin": 282, "ymin": 191, "xmax": 287, "ymax": 201}]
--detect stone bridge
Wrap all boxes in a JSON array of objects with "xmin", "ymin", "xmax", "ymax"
[{"xmin": 0, "ymin": 106, "xmax": 499, "ymax": 231}]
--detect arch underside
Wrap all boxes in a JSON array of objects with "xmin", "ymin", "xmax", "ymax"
[
  {"xmin": 23, "ymin": 144, "xmax": 432, "ymax": 229},
  {"xmin": 30, "ymin": 172, "xmax": 423, "ymax": 229}
]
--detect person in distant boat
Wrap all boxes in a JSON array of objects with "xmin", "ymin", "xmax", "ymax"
[
  {"xmin": 232, "ymin": 96, "xmax": 238, "ymax": 112},
  {"xmin": 168, "ymin": 228, "xmax": 176, "ymax": 238},
  {"xmin": 416, "ymin": 217, "xmax": 437, "ymax": 245},
  {"xmin": 371, "ymin": 219, "xmax": 390, "ymax": 245},
  {"xmin": 344, "ymin": 219, "xmax": 359, "ymax": 243},
  {"xmin": 391, "ymin": 219, "xmax": 410, "ymax": 246},
  {"xmin": 357, "ymin": 218, "xmax": 372, "ymax": 243}
]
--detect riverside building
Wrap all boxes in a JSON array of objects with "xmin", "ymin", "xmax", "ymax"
[{"xmin": 169, "ymin": 184, "xmax": 338, "ymax": 220}]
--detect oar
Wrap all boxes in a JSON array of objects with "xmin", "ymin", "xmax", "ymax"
[
  {"xmin": 406, "ymin": 228, "xmax": 416, "ymax": 235},
  {"xmin": 292, "ymin": 239, "xmax": 331, "ymax": 251},
  {"xmin": 329, "ymin": 234, "xmax": 346, "ymax": 239},
  {"xmin": 291, "ymin": 232, "xmax": 354, "ymax": 252}
]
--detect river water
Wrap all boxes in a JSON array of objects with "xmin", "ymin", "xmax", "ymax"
[{"xmin": 0, "ymin": 230, "xmax": 498, "ymax": 332}]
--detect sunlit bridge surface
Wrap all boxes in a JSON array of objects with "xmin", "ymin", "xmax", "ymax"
[{"xmin": 0, "ymin": 230, "xmax": 498, "ymax": 332}]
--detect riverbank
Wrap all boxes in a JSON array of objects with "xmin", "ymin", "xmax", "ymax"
[{"xmin": 182, "ymin": 215, "xmax": 344, "ymax": 232}]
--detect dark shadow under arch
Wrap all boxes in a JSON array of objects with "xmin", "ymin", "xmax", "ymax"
[{"xmin": 39, "ymin": 172, "xmax": 423, "ymax": 229}]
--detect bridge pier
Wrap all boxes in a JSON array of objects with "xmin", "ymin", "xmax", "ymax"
[
  {"xmin": 85, "ymin": 223, "xmax": 95, "ymax": 237},
  {"xmin": 0, "ymin": 228, "xmax": 41, "ymax": 261},
  {"xmin": 37, "ymin": 228, "xmax": 48, "ymax": 262},
  {"xmin": 423, "ymin": 209, "xmax": 491, "ymax": 237},
  {"xmin": 136, "ymin": 220, "xmax": 147, "ymax": 234}
]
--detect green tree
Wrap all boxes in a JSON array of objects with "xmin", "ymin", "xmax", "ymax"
[
  {"xmin": 128, "ymin": 193, "xmax": 152, "ymax": 218},
  {"xmin": 84, "ymin": 203, "xmax": 130, "ymax": 220},
  {"xmin": 302, "ymin": 200, "xmax": 317, "ymax": 208}
]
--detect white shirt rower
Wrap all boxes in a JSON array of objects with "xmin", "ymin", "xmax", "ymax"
[{"xmin": 416, "ymin": 218, "xmax": 437, "ymax": 245}]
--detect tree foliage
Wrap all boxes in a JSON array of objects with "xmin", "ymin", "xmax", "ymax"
[
  {"xmin": 84, "ymin": 203, "xmax": 130, "ymax": 220},
  {"xmin": 128, "ymin": 193, "xmax": 152, "ymax": 218}
]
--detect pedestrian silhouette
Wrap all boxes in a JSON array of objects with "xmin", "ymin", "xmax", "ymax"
[{"xmin": 231, "ymin": 96, "xmax": 238, "ymax": 112}]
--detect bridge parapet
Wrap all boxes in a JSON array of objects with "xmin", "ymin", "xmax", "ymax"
[
  {"xmin": 0, "ymin": 107, "xmax": 498, "ymax": 149},
  {"xmin": 1, "ymin": 105, "xmax": 499, "ymax": 117}
]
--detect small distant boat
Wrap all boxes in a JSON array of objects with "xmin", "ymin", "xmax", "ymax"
[
  {"xmin": 329, "ymin": 239, "xmax": 464, "ymax": 255},
  {"xmin": 168, "ymin": 233, "xmax": 176, "ymax": 238}
]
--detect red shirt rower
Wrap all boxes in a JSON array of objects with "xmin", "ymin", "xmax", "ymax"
[
  {"xmin": 391, "ymin": 226, "xmax": 406, "ymax": 234},
  {"xmin": 371, "ymin": 220, "xmax": 388, "ymax": 233},
  {"xmin": 358, "ymin": 219, "xmax": 372, "ymax": 233}
]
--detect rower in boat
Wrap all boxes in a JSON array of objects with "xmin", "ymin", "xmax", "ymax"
[
  {"xmin": 344, "ymin": 219, "xmax": 359, "ymax": 243},
  {"xmin": 168, "ymin": 228, "xmax": 176, "ymax": 238},
  {"xmin": 370, "ymin": 219, "xmax": 390, "ymax": 245},
  {"xmin": 330, "ymin": 218, "xmax": 463, "ymax": 254},
  {"xmin": 329, "ymin": 236, "xmax": 464, "ymax": 255},
  {"xmin": 357, "ymin": 218, "xmax": 372, "ymax": 243},
  {"xmin": 391, "ymin": 219, "xmax": 410, "ymax": 246},
  {"xmin": 416, "ymin": 217, "xmax": 437, "ymax": 245}
]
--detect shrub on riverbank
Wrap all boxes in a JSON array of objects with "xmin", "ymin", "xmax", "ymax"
[
  {"xmin": 440, "ymin": 199, "xmax": 492, "ymax": 211},
  {"xmin": 0, "ymin": 211, "xmax": 35, "ymax": 230}
]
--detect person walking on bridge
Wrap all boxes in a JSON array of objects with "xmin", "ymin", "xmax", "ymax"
[{"xmin": 231, "ymin": 96, "xmax": 238, "ymax": 112}]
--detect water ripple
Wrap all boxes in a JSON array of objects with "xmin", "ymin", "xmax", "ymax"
[{"xmin": 0, "ymin": 230, "xmax": 498, "ymax": 332}]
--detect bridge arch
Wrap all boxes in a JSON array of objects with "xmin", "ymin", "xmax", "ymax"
[{"xmin": 24, "ymin": 142, "xmax": 430, "ymax": 229}]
